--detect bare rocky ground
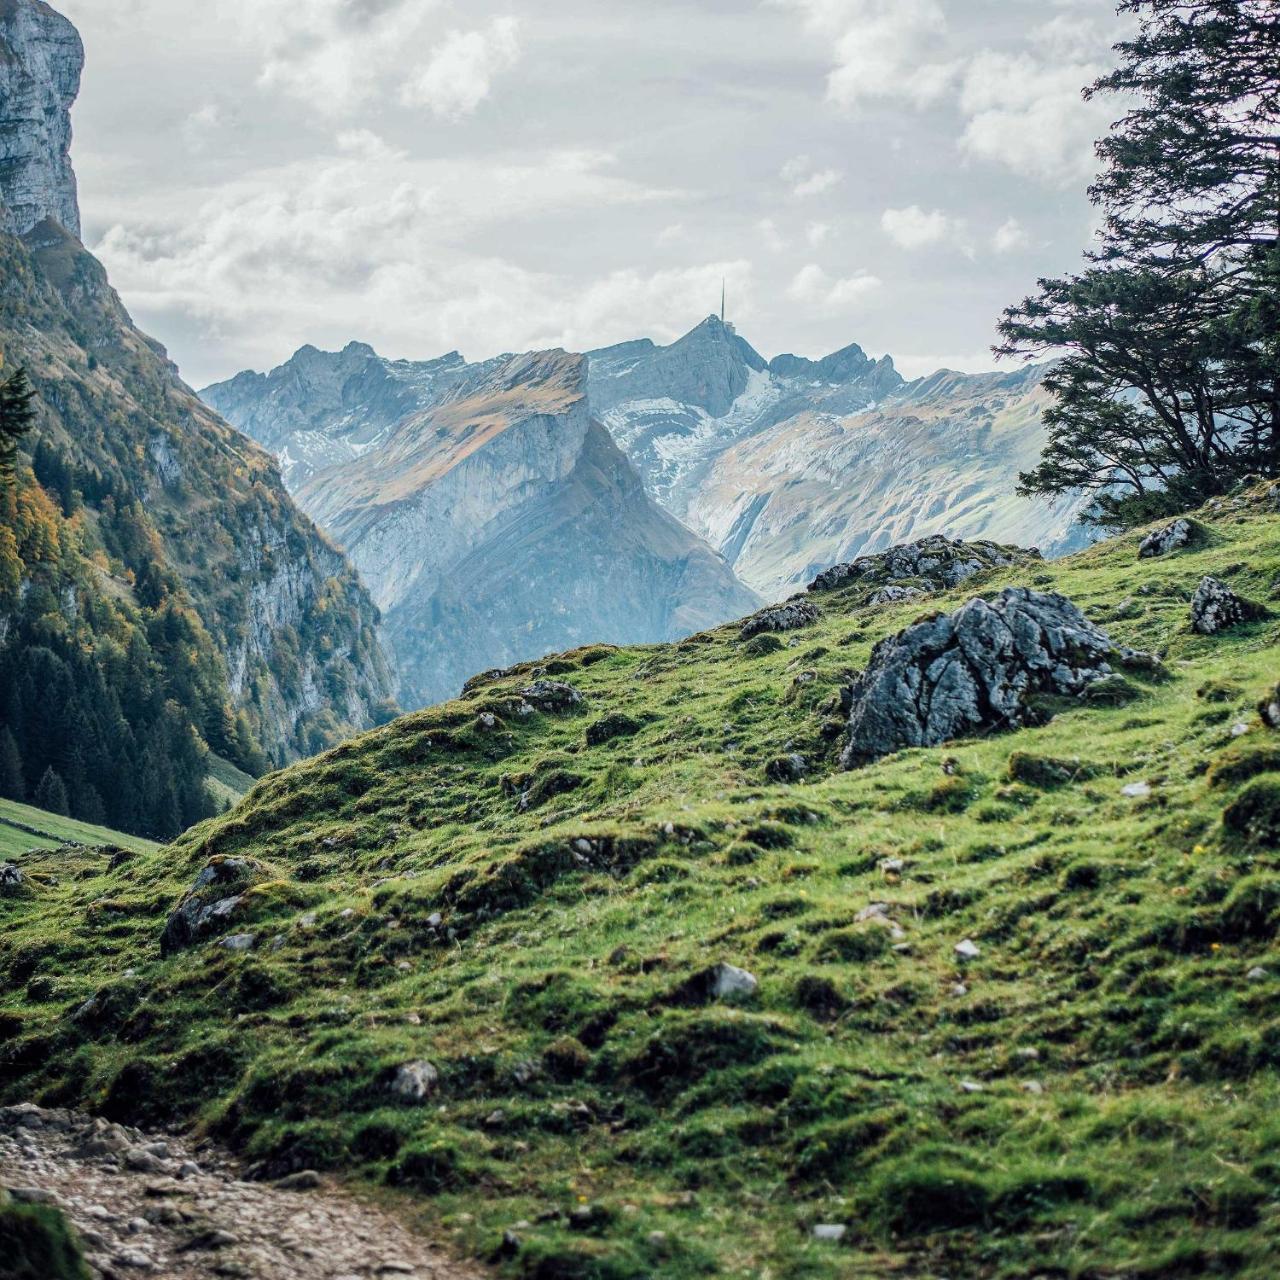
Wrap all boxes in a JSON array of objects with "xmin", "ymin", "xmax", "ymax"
[{"xmin": 1, "ymin": 1104, "xmax": 479, "ymax": 1280}]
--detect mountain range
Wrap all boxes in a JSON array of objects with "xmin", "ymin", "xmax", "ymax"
[
  {"xmin": 204, "ymin": 344, "xmax": 760, "ymax": 707},
  {"xmin": 206, "ymin": 319, "xmax": 1089, "ymax": 692}
]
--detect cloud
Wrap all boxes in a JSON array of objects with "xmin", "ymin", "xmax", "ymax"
[
  {"xmin": 806, "ymin": 221, "xmax": 831, "ymax": 247},
  {"xmin": 958, "ymin": 48, "xmax": 1112, "ymax": 186},
  {"xmin": 991, "ymin": 217, "xmax": 1031, "ymax": 254},
  {"xmin": 787, "ymin": 263, "xmax": 881, "ymax": 310},
  {"xmin": 780, "ymin": 0, "xmax": 1117, "ymax": 187},
  {"xmin": 776, "ymin": 0, "xmax": 956, "ymax": 109},
  {"xmin": 90, "ymin": 143, "xmax": 700, "ymax": 380},
  {"xmin": 220, "ymin": 0, "xmax": 520, "ymax": 121},
  {"xmin": 781, "ymin": 156, "xmax": 843, "ymax": 199},
  {"xmin": 401, "ymin": 17, "xmax": 521, "ymax": 120},
  {"xmin": 757, "ymin": 218, "xmax": 788, "ymax": 252},
  {"xmin": 880, "ymin": 205, "xmax": 952, "ymax": 250}
]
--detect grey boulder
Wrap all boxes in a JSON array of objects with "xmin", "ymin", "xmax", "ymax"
[
  {"xmin": 842, "ymin": 587, "xmax": 1117, "ymax": 768},
  {"xmin": 740, "ymin": 599, "xmax": 820, "ymax": 640},
  {"xmin": 810, "ymin": 535, "xmax": 1039, "ymax": 596},
  {"xmin": 1190, "ymin": 577, "xmax": 1266, "ymax": 635},
  {"xmin": 518, "ymin": 681, "xmax": 585, "ymax": 712},
  {"xmin": 1138, "ymin": 518, "xmax": 1196, "ymax": 559},
  {"xmin": 0, "ymin": 863, "xmax": 23, "ymax": 895},
  {"xmin": 160, "ymin": 858, "xmax": 265, "ymax": 955}
]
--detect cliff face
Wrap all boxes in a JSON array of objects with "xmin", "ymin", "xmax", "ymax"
[
  {"xmin": 0, "ymin": 0, "xmax": 396, "ymax": 772},
  {"xmin": 206, "ymin": 346, "xmax": 760, "ymax": 707},
  {"xmin": 0, "ymin": 0, "xmax": 81, "ymax": 239}
]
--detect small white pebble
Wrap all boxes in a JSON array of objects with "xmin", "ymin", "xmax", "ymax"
[
  {"xmin": 1247, "ymin": 966, "xmax": 1268, "ymax": 981},
  {"xmin": 955, "ymin": 939, "xmax": 981, "ymax": 960},
  {"xmin": 1122, "ymin": 781, "xmax": 1152, "ymax": 799}
]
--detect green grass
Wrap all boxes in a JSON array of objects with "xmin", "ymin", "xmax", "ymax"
[
  {"xmin": 0, "ymin": 799, "xmax": 160, "ymax": 861},
  {"xmin": 205, "ymin": 753, "xmax": 257, "ymax": 812},
  {"xmin": 2, "ymin": 486, "xmax": 1280, "ymax": 1278}
]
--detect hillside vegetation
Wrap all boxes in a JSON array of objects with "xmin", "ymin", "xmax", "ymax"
[
  {"xmin": 2, "ymin": 487, "xmax": 1280, "ymax": 1279},
  {"xmin": 0, "ymin": 798, "xmax": 158, "ymax": 860}
]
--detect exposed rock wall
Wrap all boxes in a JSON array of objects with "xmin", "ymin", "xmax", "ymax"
[{"xmin": 0, "ymin": 0, "xmax": 82, "ymax": 239}]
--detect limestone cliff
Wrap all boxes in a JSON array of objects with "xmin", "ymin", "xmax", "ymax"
[
  {"xmin": 0, "ymin": 0, "xmax": 81, "ymax": 239},
  {"xmin": 205, "ymin": 346, "xmax": 760, "ymax": 707}
]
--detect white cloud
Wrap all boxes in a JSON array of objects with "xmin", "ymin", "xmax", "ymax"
[
  {"xmin": 806, "ymin": 221, "xmax": 831, "ymax": 247},
  {"xmin": 781, "ymin": 0, "xmax": 1117, "ymax": 187},
  {"xmin": 777, "ymin": 0, "xmax": 956, "ymax": 109},
  {"xmin": 958, "ymin": 50, "xmax": 1111, "ymax": 186},
  {"xmin": 401, "ymin": 17, "xmax": 521, "ymax": 120},
  {"xmin": 881, "ymin": 205, "xmax": 953, "ymax": 250},
  {"xmin": 91, "ymin": 143, "xmax": 699, "ymax": 378},
  {"xmin": 787, "ymin": 263, "xmax": 881, "ymax": 310},
  {"xmin": 757, "ymin": 218, "xmax": 788, "ymax": 251},
  {"xmin": 781, "ymin": 156, "xmax": 843, "ymax": 199},
  {"xmin": 991, "ymin": 217, "xmax": 1031, "ymax": 254},
  {"xmin": 656, "ymin": 222, "xmax": 687, "ymax": 246}
]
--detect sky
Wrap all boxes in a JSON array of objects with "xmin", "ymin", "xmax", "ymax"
[{"xmin": 57, "ymin": 0, "xmax": 1128, "ymax": 390}]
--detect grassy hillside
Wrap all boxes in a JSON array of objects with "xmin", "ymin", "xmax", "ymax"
[
  {"xmin": 0, "ymin": 799, "xmax": 159, "ymax": 860},
  {"xmin": 2, "ymin": 487, "xmax": 1279, "ymax": 1278}
]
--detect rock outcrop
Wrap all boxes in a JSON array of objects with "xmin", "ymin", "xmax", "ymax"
[
  {"xmin": 1139, "ymin": 519, "xmax": 1197, "ymax": 559},
  {"xmin": 205, "ymin": 344, "xmax": 759, "ymax": 708},
  {"xmin": 740, "ymin": 599, "xmax": 821, "ymax": 640},
  {"xmin": 0, "ymin": 0, "xmax": 82, "ymax": 239},
  {"xmin": 160, "ymin": 858, "xmax": 266, "ymax": 955},
  {"xmin": 842, "ymin": 587, "xmax": 1119, "ymax": 768},
  {"xmin": 1190, "ymin": 577, "xmax": 1266, "ymax": 635},
  {"xmin": 809, "ymin": 535, "xmax": 1040, "ymax": 596}
]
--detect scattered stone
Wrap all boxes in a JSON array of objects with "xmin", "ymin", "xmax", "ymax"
[
  {"xmin": 1232, "ymin": 722, "xmax": 1251, "ymax": 738},
  {"xmin": 671, "ymin": 962, "xmax": 759, "ymax": 1005},
  {"xmin": 765, "ymin": 753, "xmax": 807, "ymax": 784},
  {"xmin": 1021, "ymin": 1081, "xmax": 1045, "ymax": 1096},
  {"xmin": 1122, "ymin": 781, "xmax": 1152, "ymax": 799},
  {"xmin": 389, "ymin": 1060, "xmax": 440, "ymax": 1103},
  {"xmin": 1247, "ymin": 966, "xmax": 1269, "ymax": 981},
  {"xmin": 842, "ymin": 588, "xmax": 1119, "ymax": 769},
  {"xmin": 160, "ymin": 858, "xmax": 266, "ymax": 955},
  {"xmin": 812, "ymin": 1223, "xmax": 848, "ymax": 1242},
  {"xmin": 0, "ymin": 862, "xmax": 23, "ymax": 894},
  {"xmin": 518, "ymin": 680, "xmax": 584, "ymax": 712},
  {"xmin": 950, "ymin": 983, "xmax": 969, "ymax": 997},
  {"xmin": 218, "ymin": 933, "xmax": 258, "ymax": 953},
  {"xmin": 1259, "ymin": 685, "xmax": 1280, "ymax": 731},
  {"xmin": 743, "ymin": 633, "xmax": 785, "ymax": 658},
  {"xmin": 1190, "ymin": 576, "xmax": 1267, "ymax": 635},
  {"xmin": 741, "ymin": 599, "xmax": 821, "ymax": 640},
  {"xmin": 124, "ymin": 1148, "xmax": 167, "ymax": 1175},
  {"xmin": 955, "ymin": 939, "xmax": 981, "ymax": 961},
  {"xmin": 1138, "ymin": 518, "xmax": 1197, "ymax": 559},
  {"xmin": 475, "ymin": 712, "xmax": 499, "ymax": 731},
  {"xmin": 274, "ymin": 1170, "xmax": 322, "ymax": 1191},
  {"xmin": 868, "ymin": 584, "xmax": 928, "ymax": 606},
  {"xmin": 959, "ymin": 1080, "xmax": 984, "ymax": 1094},
  {"xmin": 810, "ymin": 535, "xmax": 1040, "ymax": 596},
  {"xmin": 1015, "ymin": 1047, "xmax": 1041, "ymax": 1061}
]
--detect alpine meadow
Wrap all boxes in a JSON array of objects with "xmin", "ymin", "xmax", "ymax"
[{"xmin": 1, "ymin": 2, "xmax": 1279, "ymax": 1279}]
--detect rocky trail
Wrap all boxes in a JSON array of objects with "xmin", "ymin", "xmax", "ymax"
[{"xmin": 1, "ymin": 1105, "xmax": 479, "ymax": 1280}]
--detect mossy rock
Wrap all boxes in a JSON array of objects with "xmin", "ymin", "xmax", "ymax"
[
  {"xmin": 744, "ymin": 634, "xmax": 785, "ymax": 658},
  {"xmin": 813, "ymin": 924, "xmax": 892, "ymax": 964},
  {"xmin": 0, "ymin": 1201, "xmax": 91, "ymax": 1280},
  {"xmin": 1008, "ymin": 752, "xmax": 1102, "ymax": 789},
  {"xmin": 1206, "ymin": 745, "xmax": 1280, "ymax": 790},
  {"xmin": 1223, "ymin": 780, "xmax": 1280, "ymax": 847},
  {"xmin": 585, "ymin": 713, "xmax": 643, "ymax": 747}
]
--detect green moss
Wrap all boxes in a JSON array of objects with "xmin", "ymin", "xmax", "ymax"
[
  {"xmin": 5, "ymin": 499, "xmax": 1280, "ymax": 1279},
  {"xmin": 0, "ymin": 1202, "xmax": 91, "ymax": 1280}
]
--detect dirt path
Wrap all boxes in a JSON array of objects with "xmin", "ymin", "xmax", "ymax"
[{"xmin": 1, "ymin": 1104, "xmax": 482, "ymax": 1280}]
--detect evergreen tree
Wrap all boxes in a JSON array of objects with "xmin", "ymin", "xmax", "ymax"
[
  {"xmin": 0, "ymin": 368, "xmax": 37, "ymax": 477},
  {"xmin": 999, "ymin": 0, "xmax": 1280, "ymax": 528},
  {"xmin": 0, "ymin": 726, "xmax": 24, "ymax": 801},
  {"xmin": 33, "ymin": 766, "xmax": 69, "ymax": 817}
]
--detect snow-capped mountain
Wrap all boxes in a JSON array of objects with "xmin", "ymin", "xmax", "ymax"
[{"xmin": 588, "ymin": 317, "xmax": 1089, "ymax": 599}]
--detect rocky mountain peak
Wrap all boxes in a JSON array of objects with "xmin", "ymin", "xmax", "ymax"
[{"xmin": 0, "ymin": 0, "xmax": 82, "ymax": 240}]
